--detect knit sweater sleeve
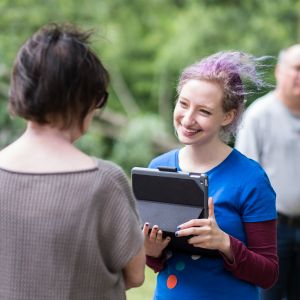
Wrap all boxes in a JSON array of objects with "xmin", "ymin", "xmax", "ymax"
[{"xmin": 96, "ymin": 160, "xmax": 144, "ymax": 272}]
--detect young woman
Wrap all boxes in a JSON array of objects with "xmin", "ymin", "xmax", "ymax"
[
  {"xmin": 143, "ymin": 51, "xmax": 278, "ymax": 300},
  {"xmin": 0, "ymin": 23, "xmax": 145, "ymax": 300}
]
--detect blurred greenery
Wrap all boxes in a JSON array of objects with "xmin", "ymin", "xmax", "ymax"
[
  {"xmin": 1, "ymin": 0, "xmax": 299, "ymax": 174},
  {"xmin": 126, "ymin": 267, "xmax": 157, "ymax": 300},
  {"xmin": 0, "ymin": 0, "xmax": 299, "ymax": 298}
]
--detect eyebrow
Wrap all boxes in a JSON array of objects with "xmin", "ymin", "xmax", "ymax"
[{"xmin": 179, "ymin": 96, "xmax": 214, "ymax": 111}]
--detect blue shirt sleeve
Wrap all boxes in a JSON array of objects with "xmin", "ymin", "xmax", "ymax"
[{"xmin": 240, "ymin": 168, "xmax": 276, "ymax": 222}]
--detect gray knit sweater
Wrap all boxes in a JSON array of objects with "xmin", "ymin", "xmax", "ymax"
[{"xmin": 0, "ymin": 158, "xmax": 143, "ymax": 300}]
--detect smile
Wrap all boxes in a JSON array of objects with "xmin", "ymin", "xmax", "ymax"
[{"xmin": 181, "ymin": 126, "xmax": 202, "ymax": 136}]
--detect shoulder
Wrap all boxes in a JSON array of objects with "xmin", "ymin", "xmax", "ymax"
[
  {"xmin": 244, "ymin": 92, "xmax": 276, "ymax": 119},
  {"xmin": 238, "ymin": 93, "xmax": 276, "ymax": 134},
  {"xmin": 93, "ymin": 157, "xmax": 140, "ymax": 213},
  {"xmin": 231, "ymin": 149, "xmax": 267, "ymax": 178},
  {"xmin": 94, "ymin": 158, "xmax": 124, "ymax": 175},
  {"xmin": 148, "ymin": 149, "xmax": 179, "ymax": 169},
  {"xmin": 93, "ymin": 158, "xmax": 130, "ymax": 188},
  {"xmin": 231, "ymin": 150, "xmax": 276, "ymax": 221},
  {"xmin": 231, "ymin": 149, "xmax": 276, "ymax": 197}
]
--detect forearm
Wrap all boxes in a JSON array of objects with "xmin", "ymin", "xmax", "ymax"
[
  {"xmin": 221, "ymin": 220, "xmax": 278, "ymax": 289},
  {"xmin": 123, "ymin": 247, "xmax": 146, "ymax": 289}
]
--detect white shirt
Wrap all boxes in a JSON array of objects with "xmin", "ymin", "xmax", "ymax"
[{"xmin": 236, "ymin": 92, "xmax": 300, "ymax": 216}]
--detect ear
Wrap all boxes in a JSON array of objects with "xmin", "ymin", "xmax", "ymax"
[{"xmin": 222, "ymin": 109, "xmax": 236, "ymax": 126}]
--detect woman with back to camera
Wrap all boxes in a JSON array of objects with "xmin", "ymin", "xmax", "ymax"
[
  {"xmin": 0, "ymin": 23, "xmax": 145, "ymax": 300},
  {"xmin": 143, "ymin": 51, "xmax": 278, "ymax": 300}
]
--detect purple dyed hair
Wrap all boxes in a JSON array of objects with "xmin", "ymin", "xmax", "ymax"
[{"xmin": 177, "ymin": 51, "xmax": 267, "ymax": 142}]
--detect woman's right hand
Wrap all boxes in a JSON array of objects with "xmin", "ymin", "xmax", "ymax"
[{"xmin": 143, "ymin": 223, "xmax": 171, "ymax": 258}]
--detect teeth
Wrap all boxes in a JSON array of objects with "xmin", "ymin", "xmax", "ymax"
[{"xmin": 184, "ymin": 128, "xmax": 199, "ymax": 133}]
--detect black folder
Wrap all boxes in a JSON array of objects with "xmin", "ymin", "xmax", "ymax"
[{"xmin": 132, "ymin": 166, "xmax": 219, "ymax": 256}]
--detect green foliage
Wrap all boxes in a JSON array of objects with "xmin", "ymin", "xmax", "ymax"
[
  {"xmin": 0, "ymin": 63, "xmax": 25, "ymax": 147},
  {"xmin": 111, "ymin": 114, "xmax": 173, "ymax": 173},
  {"xmin": 126, "ymin": 267, "xmax": 157, "ymax": 300},
  {"xmin": 74, "ymin": 128, "xmax": 108, "ymax": 159},
  {"xmin": 0, "ymin": 0, "xmax": 299, "ymax": 169}
]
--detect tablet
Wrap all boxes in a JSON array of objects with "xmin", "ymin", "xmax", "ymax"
[{"xmin": 132, "ymin": 166, "xmax": 218, "ymax": 256}]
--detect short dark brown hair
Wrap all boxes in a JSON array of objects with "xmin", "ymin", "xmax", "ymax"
[{"xmin": 9, "ymin": 23, "xmax": 109, "ymax": 130}]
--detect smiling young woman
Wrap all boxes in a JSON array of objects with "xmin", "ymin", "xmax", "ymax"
[{"xmin": 143, "ymin": 51, "xmax": 278, "ymax": 300}]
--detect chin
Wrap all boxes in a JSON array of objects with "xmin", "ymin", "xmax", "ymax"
[{"xmin": 177, "ymin": 135, "xmax": 197, "ymax": 145}]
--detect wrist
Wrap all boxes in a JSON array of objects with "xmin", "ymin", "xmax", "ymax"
[
  {"xmin": 145, "ymin": 249, "xmax": 163, "ymax": 258},
  {"xmin": 154, "ymin": 249, "xmax": 165, "ymax": 258},
  {"xmin": 219, "ymin": 233, "xmax": 234, "ymax": 262}
]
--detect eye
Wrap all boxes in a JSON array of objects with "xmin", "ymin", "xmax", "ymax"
[
  {"xmin": 179, "ymin": 100, "xmax": 188, "ymax": 108},
  {"xmin": 199, "ymin": 109, "xmax": 211, "ymax": 116}
]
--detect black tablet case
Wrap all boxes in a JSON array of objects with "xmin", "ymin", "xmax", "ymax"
[{"xmin": 131, "ymin": 167, "xmax": 219, "ymax": 256}]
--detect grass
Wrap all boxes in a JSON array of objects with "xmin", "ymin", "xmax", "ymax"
[{"xmin": 126, "ymin": 267, "xmax": 157, "ymax": 300}]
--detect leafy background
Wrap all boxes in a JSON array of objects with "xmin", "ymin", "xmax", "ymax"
[{"xmin": 0, "ymin": 0, "xmax": 299, "ymax": 298}]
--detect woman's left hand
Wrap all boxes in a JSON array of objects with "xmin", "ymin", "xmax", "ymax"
[{"xmin": 176, "ymin": 197, "xmax": 233, "ymax": 260}]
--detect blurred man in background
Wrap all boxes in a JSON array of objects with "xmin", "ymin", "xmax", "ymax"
[{"xmin": 235, "ymin": 44, "xmax": 300, "ymax": 300}]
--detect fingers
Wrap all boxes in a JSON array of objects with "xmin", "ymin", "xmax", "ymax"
[
  {"xmin": 208, "ymin": 197, "xmax": 215, "ymax": 219},
  {"xmin": 188, "ymin": 234, "xmax": 209, "ymax": 246},
  {"xmin": 155, "ymin": 228, "xmax": 171, "ymax": 246},
  {"xmin": 142, "ymin": 222, "xmax": 150, "ymax": 237},
  {"xmin": 143, "ymin": 223, "xmax": 161, "ymax": 241},
  {"xmin": 142, "ymin": 223, "xmax": 171, "ymax": 244},
  {"xmin": 176, "ymin": 224, "xmax": 210, "ymax": 238},
  {"xmin": 149, "ymin": 225, "xmax": 159, "ymax": 241},
  {"xmin": 156, "ymin": 229, "xmax": 163, "ymax": 242},
  {"xmin": 177, "ymin": 218, "xmax": 209, "ymax": 230}
]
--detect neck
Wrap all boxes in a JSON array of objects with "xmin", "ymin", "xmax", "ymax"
[
  {"xmin": 11, "ymin": 122, "xmax": 79, "ymax": 155},
  {"xmin": 0, "ymin": 121, "xmax": 93, "ymax": 172},
  {"xmin": 179, "ymin": 139, "xmax": 232, "ymax": 173},
  {"xmin": 275, "ymin": 90, "xmax": 300, "ymax": 116},
  {"xmin": 24, "ymin": 122, "xmax": 78, "ymax": 144}
]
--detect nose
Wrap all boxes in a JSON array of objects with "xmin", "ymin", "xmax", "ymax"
[{"xmin": 181, "ymin": 109, "xmax": 195, "ymax": 127}]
